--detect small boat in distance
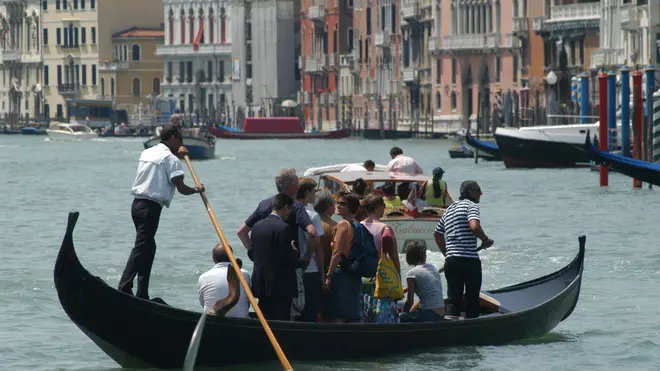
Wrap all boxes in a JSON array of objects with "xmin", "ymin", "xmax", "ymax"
[
  {"xmin": 143, "ymin": 126, "xmax": 216, "ymax": 160},
  {"xmin": 466, "ymin": 131, "xmax": 502, "ymax": 160},
  {"xmin": 209, "ymin": 117, "xmax": 350, "ymax": 140},
  {"xmin": 448, "ymin": 145, "xmax": 474, "ymax": 159},
  {"xmin": 54, "ymin": 211, "xmax": 585, "ymax": 370},
  {"xmin": 45, "ymin": 121, "xmax": 99, "ymax": 141}
]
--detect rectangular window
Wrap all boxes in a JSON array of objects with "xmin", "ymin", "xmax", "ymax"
[
  {"xmin": 82, "ymin": 64, "xmax": 87, "ymax": 85},
  {"xmin": 207, "ymin": 60, "xmax": 212, "ymax": 81},
  {"xmin": 81, "ymin": 27, "xmax": 86, "ymax": 44},
  {"xmin": 42, "ymin": 0, "xmax": 47, "ymax": 10},
  {"xmin": 56, "ymin": 0, "xmax": 60, "ymax": 10},
  {"xmin": 496, "ymin": 57, "xmax": 501, "ymax": 82},
  {"xmin": 75, "ymin": 65, "xmax": 80, "ymax": 85},
  {"xmin": 90, "ymin": 0, "xmax": 95, "ymax": 9},
  {"xmin": 44, "ymin": 65, "xmax": 49, "ymax": 86},
  {"xmin": 91, "ymin": 64, "xmax": 97, "ymax": 85},
  {"xmin": 73, "ymin": 0, "xmax": 78, "ymax": 9},
  {"xmin": 451, "ymin": 58, "xmax": 456, "ymax": 84},
  {"xmin": 74, "ymin": 28, "xmax": 79, "ymax": 47},
  {"xmin": 81, "ymin": 0, "xmax": 85, "ymax": 9},
  {"xmin": 43, "ymin": 29, "xmax": 48, "ymax": 45},
  {"xmin": 63, "ymin": 28, "xmax": 68, "ymax": 47},
  {"xmin": 513, "ymin": 56, "xmax": 518, "ymax": 82},
  {"xmin": 57, "ymin": 65, "xmax": 62, "ymax": 85},
  {"xmin": 56, "ymin": 28, "xmax": 61, "ymax": 45},
  {"xmin": 91, "ymin": 27, "xmax": 96, "ymax": 44}
]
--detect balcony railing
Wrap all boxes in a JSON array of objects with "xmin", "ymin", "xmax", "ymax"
[
  {"xmin": 402, "ymin": 68, "xmax": 417, "ymax": 83},
  {"xmin": 340, "ymin": 54, "xmax": 355, "ymax": 68},
  {"xmin": 305, "ymin": 55, "xmax": 325, "ymax": 74},
  {"xmin": 512, "ymin": 17, "xmax": 528, "ymax": 34},
  {"xmin": 0, "ymin": 49, "xmax": 19, "ymax": 63},
  {"xmin": 549, "ymin": 2, "xmax": 599, "ymax": 22},
  {"xmin": 58, "ymin": 83, "xmax": 80, "ymax": 95},
  {"xmin": 443, "ymin": 34, "xmax": 499, "ymax": 50},
  {"xmin": 401, "ymin": 0, "xmax": 419, "ymax": 21},
  {"xmin": 621, "ymin": 5, "xmax": 642, "ymax": 31},
  {"xmin": 591, "ymin": 49, "xmax": 625, "ymax": 68},
  {"xmin": 375, "ymin": 30, "xmax": 390, "ymax": 48},
  {"xmin": 428, "ymin": 36, "xmax": 440, "ymax": 52},
  {"xmin": 327, "ymin": 53, "xmax": 337, "ymax": 71},
  {"xmin": 156, "ymin": 44, "xmax": 231, "ymax": 56},
  {"xmin": 99, "ymin": 60, "xmax": 129, "ymax": 71},
  {"xmin": 308, "ymin": 4, "xmax": 326, "ymax": 24}
]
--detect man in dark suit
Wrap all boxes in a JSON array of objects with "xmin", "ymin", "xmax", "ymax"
[{"xmin": 250, "ymin": 193, "xmax": 309, "ymax": 320}]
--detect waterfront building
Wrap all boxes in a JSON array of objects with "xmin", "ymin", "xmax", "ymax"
[
  {"xmin": 157, "ymin": 0, "xmax": 232, "ymax": 124},
  {"xmin": 595, "ymin": 0, "xmax": 651, "ymax": 70},
  {"xmin": 0, "ymin": 0, "xmax": 43, "ymax": 127},
  {"xmin": 41, "ymin": 0, "xmax": 162, "ymax": 122},
  {"xmin": 300, "ymin": 0, "xmax": 352, "ymax": 131},
  {"xmin": 99, "ymin": 27, "xmax": 165, "ymax": 120},
  {"xmin": 428, "ymin": 0, "xmax": 527, "ymax": 132},
  {"xmin": 231, "ymin": 0, "xmax": 299, "ymax": 124}
]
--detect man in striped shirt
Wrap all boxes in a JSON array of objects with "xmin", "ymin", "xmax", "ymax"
[{"xmin": 434, "ymin": 180, "xmax": 493, "ymax": 319}]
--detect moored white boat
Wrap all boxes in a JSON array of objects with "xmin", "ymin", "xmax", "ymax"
[
  {"xmin": 303, "ymin": 163, "xmax": 388, "ymax": 176},
  {"xmin": 46, "ymin": 121, "xmax": 99, "ymax": 140}
]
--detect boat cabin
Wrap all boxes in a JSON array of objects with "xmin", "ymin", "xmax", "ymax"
[
  {"xmin": 49, "ymin": 122, "xmax": 93, "ymax": 133},
  {"xmin": 316, "ymin": 171, "xmax": 454, "ymax": 216}
]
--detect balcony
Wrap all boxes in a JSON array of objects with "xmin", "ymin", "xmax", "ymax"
[
  {"xmin": 156, "ymin": 44, "xmax": 231, "ymax": 56},
  {"xmin": 99, "ymin": 60, "xmax": 129, "ymax": 72},
  {"xmin": 58, "ymin": 83, "xmax": 80, "ymax": 95},
  {"xmin": 591, "ymin": 49, "xmax": 625, "ymax": 68},
  {"xmin": 367, "ymin": 80, "xmax": 378, "ymax": 96},
  {"xmin": 402, "ymin": 67, "xmax": 418, "ymax": 83},
  {"xmin": 401, "ymin": 0, "xmax": 419, "ymax": 22},
  {"xmin": 340, "ymin": 54, "xmax": 355, "ymax": 69},
  {"xmin": 512, "ymin": 17, "xmax": 528, "ymax": 35},
  {"xmin": 305, "ymin": 55, "xmax": 325, "ymax": 74},
  {"xmin": 533, "ymin": 16, "xmax": 545, "ymax": 32},
  {"xmin": 536, "ymin": 2, "xmax": 600, "ymax": 33},
  {"xmin": 375, "ymin": 30, "xmax": 390, "ymax": 48},
  {"xmin": 329, "ymin": 94, "xmax": 336, "ymax": 105},
  {"xmin": 308, "ymin": 4, "xmax": 326, "ymax": 26},
  {"xmin": 443, "ymin": 34, "xmax": 499, "ymax": 51},
  {"xmin": 0, "ymin": 49, "xmax": 19, "ymax": 63},
  {"xmin": 428, "ymin": 36, "xmax": 440, "ymax": 53},
  {"xmin": 327, "ymin": 54, "xmax": 337, "ymax": 71},
  {"xmin": 621, "ymin": 5, "xmax": 642, "ymax": 31}
]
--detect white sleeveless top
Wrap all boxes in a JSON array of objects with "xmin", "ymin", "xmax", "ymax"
[{"xmin": 361, "ymin": 218, "xmax": 388, "ymax": 253}]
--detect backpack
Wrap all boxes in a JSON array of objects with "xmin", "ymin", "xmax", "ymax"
[{"xmin": 339, "ymin": 221, "xmax": 379, "ymax": 278}]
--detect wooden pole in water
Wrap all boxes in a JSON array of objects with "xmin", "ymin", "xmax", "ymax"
[
  {"xmin": 632, "ymin": 69, "xmax": 643, "ymax": 188},
  {"xmin": 598, "ymin": 71, "xmax": 609, "ymax": 187},
  {"xmin": 475, "ymin": 91, "xmax": 481, "ymax": 164}
]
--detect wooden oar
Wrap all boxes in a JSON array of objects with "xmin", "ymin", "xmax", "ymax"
[
  {"xmin": 183, "ymin": 305, "xmax": 211, "ymax": 371},
  {"xmin": 183, "ymin": 155, "xmax": 294, "ymax": 371}
]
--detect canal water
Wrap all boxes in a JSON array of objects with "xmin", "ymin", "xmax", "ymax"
[{"xmin": 1, "ymin": 135, "xmax": 659, "ymax": 371}]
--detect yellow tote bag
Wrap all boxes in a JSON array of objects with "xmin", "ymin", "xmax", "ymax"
[{"xmin": 373, "ymin": 255, "xmax": 404, "ymax": 300}]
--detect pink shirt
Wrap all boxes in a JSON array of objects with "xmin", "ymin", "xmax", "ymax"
[
  {"xmin": 387, "ymin": 155, "xmax": 423, "ymax": 174},
  {"xmin": 361, "ymin": 218, "xmax": 388, "ymax": 253}
]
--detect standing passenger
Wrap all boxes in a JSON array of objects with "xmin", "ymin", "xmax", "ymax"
[
  {"xmin": 313, "ymin": 190, "xmax": 338, "ymax": 321},
  {"xmin": 434, "ymin": 180, "xmax": 494, "ymax": 319},
  {"xmin": 386, "ymin": 147, "xmax": 423, "ymax": 174}
]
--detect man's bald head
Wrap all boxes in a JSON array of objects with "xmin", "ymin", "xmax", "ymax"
[{"xmin": 212, "ymin": 243, "xmax": 242, "ymax": 268}]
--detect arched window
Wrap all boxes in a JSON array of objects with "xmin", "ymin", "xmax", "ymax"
[
  {"xmin": 132, "ymin": 77, "xmax": 141, "ymax": 96},
  {"xmin": 220, "ymin": 7, "xmax": 226, "ymax": 44},
  {"xmin": 100, "ymin": 78, "xmax": 105, "ymax": 96},
  {"xmin": 111, "ymin": 78, "xmax": 115, "ymax": 96},
  {"xmin": 152, "ymin": 77, "xmax": 161, "ymax": 95},
  {"xmin": 189, "ymin": 7, "xmax": 194, "ymax": 44},
  {"xmin": 180, "ymin": 9, "xmax": 186, "ymax": 44},
  {"xmin": 436, "ymin": 92, "xmax": 441, "ymax": 111},
  {"xmin": 123, "ymin": 45, "xmax": 128, "ymax": 61},
  {"xmin": 131, "ymin": 44, "xmax": 141, "ymax": 61},
  {"xmin": 208, "ymin": 8, "xmax": 214, "ymax": 44},
  {"xmin": 451, "ymin": 91, "xmax": 457, "ymax": 112}
]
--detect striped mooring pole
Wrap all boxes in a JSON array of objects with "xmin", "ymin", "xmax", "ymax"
[
  {"xmin": 495, "ymin": 88, "xmax": 503, "ymax": 125},
  {"xmin": 653, "ymin": 90, "xmax": 660, "ymax": 163}
]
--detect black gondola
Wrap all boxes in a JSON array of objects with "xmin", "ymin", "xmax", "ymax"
[
  {"xmin": 584, "ymin": 135, "xmax": 660, "ymax": 186},
  {"xmin": 465, "ymin": 131, "xmax": 502, "ymax": 160},
  {"xmin": 55, "ymin": 212, "xmax": 585, "ymax": 370}
]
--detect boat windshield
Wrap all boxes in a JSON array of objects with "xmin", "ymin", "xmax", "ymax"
[{"xmin": 70, "ymin": 125, "xmax": 90, "ymax": 133}]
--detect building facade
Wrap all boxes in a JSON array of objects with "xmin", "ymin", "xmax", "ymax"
[
  {"xmin": 99, "ymin": 27, "xmax": 164, "ymax": 116},
  {"xmin": 0, "ymin": 0, "xmax": 43, "ymax": 126},
  {"xmin": 41, "ymin": 0, "xmax": 162, "ymax": 121},
  {"xmin": 595, "ymin": 0, "xmax": 650, "ymax": 69},
  {"xmin": 158, "ymin": 0, "xmax": 232, "ymax": 124},
  {"xmin": 300, "ymin": 0, "xmax": 352, "ymax": 130},
  {"xmin": 426, "ymin": 0, "xmax": 525, "ymax": 132},
  {"xmin": 231, "ymin": 0, "xmax": 299, "ymax": 124}
]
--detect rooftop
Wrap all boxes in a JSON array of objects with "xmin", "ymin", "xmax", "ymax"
[{"xmin": 112, "ymin": 26, "xmax": 165, "ymax": 39}]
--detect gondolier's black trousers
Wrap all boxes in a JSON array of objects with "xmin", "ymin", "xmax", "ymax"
[
  {"xmin": 444, "ymin": 257, "xmax": 482, "ymax": 319},
  {"xmin": 118, "ymin": 198, "xmax": 162, "ymax": 299}
]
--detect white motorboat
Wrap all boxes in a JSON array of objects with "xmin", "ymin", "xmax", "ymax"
[
  {"xmin": 303, "ymin": 163, "xmax": 389, "ymax": 176},
  {"xmin": 46, "ymin": 121, "xmax": 99, "ymax": 140},
  {"xmin": 306, "ymin": 167, "xmax": 455, "ymax": 253}
]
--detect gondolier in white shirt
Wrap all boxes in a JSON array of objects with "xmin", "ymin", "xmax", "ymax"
[
  {"xmin": 386, "ymin": 147, "xmax": 424, "ymax": 174},
  {"xmin": 433, "ymin": 180, "xmax": 493, "ymax": 319},
  {"xmin": 119, "ymin": 124, "xmax": 204, "ymax": 300}
]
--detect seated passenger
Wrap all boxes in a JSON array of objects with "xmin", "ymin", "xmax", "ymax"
[
  {"xmin": 197, "ymin": 243, "xmax": 251, "ymax": 318},
  {"xmin": 351, "ymin": 178, "xmax": 369, "ymax": 198},
  {"xmin": 341, "ymin": 160, "xmax": 376, "ymax": 172},
  {"xmin": 423, "ymin": 167, "xmax": 450, "ymax": 207},
  {"xmin": 402, "ymin": 183, "xmax": 429, "ymax": 214},
  {"xmin": 381, "ymin": 182, "xmax": 402, "ymax": 212},
  {"xmin": 400, "ymin": 241, "xmax": 445, "ymax": 323}
]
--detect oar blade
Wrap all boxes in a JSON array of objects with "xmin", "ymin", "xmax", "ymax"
[{"xmin": 183, "ymin": 307, "xmax": 210, "ymax": 371}]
